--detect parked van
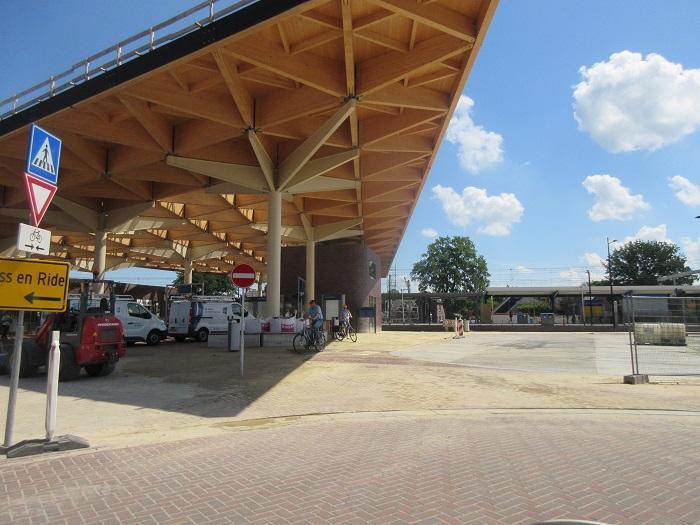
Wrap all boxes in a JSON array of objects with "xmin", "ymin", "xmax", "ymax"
[
  {"xmin": 168, "ymin": 296, "xmax": 253, "ymax": 342},
  {"xmin": 67, "ymin": 294, "xmax": 167, "ymax": 345}
]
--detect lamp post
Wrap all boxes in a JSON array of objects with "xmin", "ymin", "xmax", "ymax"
[
  {"xmin": 586, "ymin": 270, "xmax": 592, "ymax": 326},
  {"xmin": 607, "ymin": 237, "xmax": 618, "ymax": 329}
]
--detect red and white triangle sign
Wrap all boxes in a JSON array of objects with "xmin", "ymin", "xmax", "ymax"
[{"xmin": 23, "ymin": 172, "xmax": 57, "ymax": 227}]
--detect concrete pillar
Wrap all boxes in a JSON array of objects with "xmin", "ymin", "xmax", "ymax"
[
  {"xmin": 183, "ymin": 258, "xmax": 193, "ymax": 285},
  {"xmin": 94, "ymin": 230, "xmax": 107, "ymax": 293},
  {"xmin": 266, "ymin": 190, "xmax": 282, "ymax": 317},
  {"xmin": 306, "ymin": 239, "xmax": 315, "ymax": 303}
]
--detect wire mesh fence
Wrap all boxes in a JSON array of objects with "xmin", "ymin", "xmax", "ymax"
[{"xmin": 626, "ymin": 296, "xmax": 700, "ymax": 376}]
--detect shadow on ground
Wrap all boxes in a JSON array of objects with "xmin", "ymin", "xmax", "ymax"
[{"xmin": 0, "ymin": 339, "xmax": 317, "ymax": 419}]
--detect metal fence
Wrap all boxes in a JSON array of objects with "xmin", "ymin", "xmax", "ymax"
[{"xmin": 625, "ymin": 296, "xmax": 700, "ymax": 376}]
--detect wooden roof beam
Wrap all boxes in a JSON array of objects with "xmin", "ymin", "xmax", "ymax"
[
  {"xmin": 278, "ymin": 98, "xmax": 356, "ymax": 190},
  {"xmin": 212, "ymin": 50, "xmax": 254, "ymax": 126},
  {"xmin": 166, "ymin": 155, "xmax": 269, "ymax": 193},
  {"xmin": 117, "ymin": 95, "xmax": 172, "ymax": 152},
  {"xmin": 224, "ymin": 39, "xmax": 346, "ymax": 97},
  {"xmin": 368, "ymin": 0, "xmax": 477, "ymax": 42},
  {"xmin": 286, "ymin": 148, "xmax": 359, "ymax": 192},
  {"xmin": 358, "ymin": 34, "xmax": 471, "ymax": 95}
]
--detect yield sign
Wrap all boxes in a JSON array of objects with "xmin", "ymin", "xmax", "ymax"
[
  {"xmin": 230, "ymin": 264, "xmax": 256, "ymax": 288},
  {"xmin": 23, "ymin": 173, "xmax": 57, "ymax": 227}
]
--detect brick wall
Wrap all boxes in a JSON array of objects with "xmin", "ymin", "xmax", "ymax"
[{"xmin": 281, "ymin": 240, "xmax": 382, "ymax": 331}]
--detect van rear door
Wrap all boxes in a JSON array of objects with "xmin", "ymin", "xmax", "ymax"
[{"xmin": 168, "ymin": 301, "xmax": 190, "ymax": 336}]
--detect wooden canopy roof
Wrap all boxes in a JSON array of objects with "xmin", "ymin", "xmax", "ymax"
[{"xmin": 0, "ymin": 0, "xmax": 498, "ymax": 277}]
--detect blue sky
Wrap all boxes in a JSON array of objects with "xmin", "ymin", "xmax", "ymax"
[{"xmin": 3, "ymin": 1, "xmax": 700, "ymax": 287}]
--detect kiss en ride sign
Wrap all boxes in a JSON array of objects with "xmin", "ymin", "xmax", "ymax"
[{"xmin": 0, "ymin": 257, "xmax": 70, "ymax": 311}]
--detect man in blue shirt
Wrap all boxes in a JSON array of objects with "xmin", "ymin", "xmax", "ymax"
[{"xmin": 307, "ymin": 300, "xmax": 324, "ymax": 335}]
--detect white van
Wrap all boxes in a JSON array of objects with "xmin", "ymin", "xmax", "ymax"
[
  {"xmin": 114, "ymin": 299, "xmax": 167, "ymax": 345},
  {"xmin": 68, "ymin": 295, "xmax": 167, "ymax": 345},
  {"xmin": 168, "ymin": 296, "xmax": 253, "ymax": 342}
]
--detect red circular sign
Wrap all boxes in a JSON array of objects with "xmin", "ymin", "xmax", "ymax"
[{"xmin": 229, "ymin": 264, "xmax": 256, "ymax": 288}]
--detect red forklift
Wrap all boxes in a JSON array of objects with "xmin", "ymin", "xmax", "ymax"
[{"xmin": 5, "ymin": 280, "xmax": 127, "ymax": 381}]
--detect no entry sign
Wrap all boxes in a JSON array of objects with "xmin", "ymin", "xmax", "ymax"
[{"xmin": 229, "ymin": 264, "xmax": 256, "ymax": 288}]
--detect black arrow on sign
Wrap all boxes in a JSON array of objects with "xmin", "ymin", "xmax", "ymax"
[
  {"xmin": 24, "ymin": 292, "xmax": 61, "ymax": 304},
  {"xmin": 24, "ymin": 244, "xmax": 35, "ymax": 250}
]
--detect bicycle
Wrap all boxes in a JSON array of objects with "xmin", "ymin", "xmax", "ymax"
[
  {"xmin": 293, "ymin": 321, "xmax": 326, "ymax": 353},
  {"xmin": 334, "ymin": 322, "xmax": 357, "ymax": 342}
]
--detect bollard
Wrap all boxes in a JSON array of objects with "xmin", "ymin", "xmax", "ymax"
[{"xmin": 45, "ymin": 331, "xmax": 60, "ymax": 441}]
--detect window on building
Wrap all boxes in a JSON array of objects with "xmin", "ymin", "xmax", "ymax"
[{"xmin": 368, "ymin": 260, "xmax": 377, "ymax": 279}]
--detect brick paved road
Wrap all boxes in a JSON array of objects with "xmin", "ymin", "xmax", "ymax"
[{"xmin": 1, "ymin": 411, "xmax": 699, "ymax": 525}]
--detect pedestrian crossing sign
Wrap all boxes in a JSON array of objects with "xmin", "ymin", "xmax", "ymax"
[{"xmin": 26, "ymin": 124, "xmax": 61, "ymax": 185}]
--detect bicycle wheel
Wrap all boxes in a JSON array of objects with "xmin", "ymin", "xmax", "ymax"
[
  {"xmin": 334, "ymin": 328, "xmax": 345, "ymax": 341},
  {"xmin": 292, "ymin": 333, "xmax": 307, "ymax": 353},
  {"xmin": 348, "ymin": 326, "xmax": 357, "ymax": 342},
  {"xmin": 314, "ymin": 332, "xmax": 327, "ymax": 352}
]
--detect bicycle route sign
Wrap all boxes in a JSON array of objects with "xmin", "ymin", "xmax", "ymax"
[
  {"xmin": 24, "ymin": 124, "xmax": 61, "ymax": 227},
  {"xmin": 0, "ymin": 257, "xmax": 70, "ymax": 312},
  {"xmin": 16, "ymin": 223, "xmax": 51, "ymax": 255}
]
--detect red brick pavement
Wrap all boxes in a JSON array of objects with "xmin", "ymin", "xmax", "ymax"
[{"xmin": 1, "ymin": 412, "xmax": 699, "ymax": 525}]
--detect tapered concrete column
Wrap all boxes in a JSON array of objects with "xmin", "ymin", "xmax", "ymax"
[
  {"xmin": 94, "ymin": 230, "xmax": 107, "ymax": 293},
  {"xmin": 183, "ymin": 258, "xmax": 193, "ymax": 285},
  {"xmin": 306, "ymin": 239, "xmax": 315, "ymax": 303},
  {"xmin": 266, "ymin": 190, "xmax": 282, "ymax": 317}
]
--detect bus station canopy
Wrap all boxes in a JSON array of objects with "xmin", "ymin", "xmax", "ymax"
[{"xmin": 0, "ymin": 0, "xmax": 498, "ymax": 278}]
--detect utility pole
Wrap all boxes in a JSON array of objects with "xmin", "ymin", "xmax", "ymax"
[
  {"xmin": 586, "ymin": 270, "xmax": 592, "ymax": 326},
  {"xmin": 607, "ymin": 237, "xmax": 617, "ymax": 329}
]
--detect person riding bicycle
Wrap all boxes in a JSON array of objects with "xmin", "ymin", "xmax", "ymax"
[
  {"xmin": 340, "ymin": 304, "xmax": 352, "ymax": 330},
  {"xmin": 307, "ymin": 299, "xmax": 324, "ymax": 340}
]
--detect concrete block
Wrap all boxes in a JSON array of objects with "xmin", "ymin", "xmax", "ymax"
[
  {"xmin": 262, "ymin": 333, "xmax": 295, "ymax": 347},
  {"xmin": 624, "ymin": 374, "xmax": 649, "ymax": 385}
]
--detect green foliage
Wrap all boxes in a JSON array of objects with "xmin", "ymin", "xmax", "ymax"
[
  {"xmin": 172, "ymin": 271, "xmax": 237, "ymax": 295},
  {"xmin": 516, "ymin": 301, "xmax": 549, "ymax": 315},
  {"xmin": 607, "ymin": 240, "xmax": 694, "ymax": 285},
  {"xmin": 410, "ymin": 236, "xmax": 490, "ymax": 293}
]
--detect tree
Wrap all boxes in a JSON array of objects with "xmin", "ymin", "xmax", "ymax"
[
  {"xmin": 605, "ymin": 240, "xmax": 694, "ymax": 285},
  {"xmin": 411, "ymin": 236, "xmax": 490, "ymax": 293},
  {"xmin": 172, "ymin": 271, "xmax": 238, "ymax": 295}
]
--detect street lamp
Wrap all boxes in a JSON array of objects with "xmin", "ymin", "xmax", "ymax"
[
  {"xmin": 607, "ymin": 237, "xmax": 618, "ymax": 329},
  {"xmin": 585, "ymin": 270, "xmax": 592, "ymax": 326}
]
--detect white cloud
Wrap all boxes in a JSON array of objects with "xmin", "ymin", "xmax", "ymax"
[
  {"xmin": 432, "ymin": 185, "xmax": 524, "ymax": 236},
  {"xmin": 582, "ymin": 174, "xmax": 649, "ymax": 221},
  {"xmin": 421, "ymin": 227, "xmax": 438, "ymax": 238},
  {"xmin": 669, "ymin": 175, "xmax": 700, "ymax": 206},
  {"xmin": 582, "ymin": 252, "xmax": 605, "ymax": 268},
  {"xmin": 622, "ymin": 224, "xmax": 670, "ymax": 244},
  {"xmin": 682, "ymin": 238, "xmax": 700, "ymax": 269},
  {"xmin": 515, "ymin": 265, "xmax": 533, "ymax": 274},
  {"xmin": 446, "ymin": 95, "xmax": 503, "ymax": 173},
  {"xmin": 559, "ymin": 268, "xmax": 582, "ymax": 282},
  {"xmin": 573, "ymin": 51, "xmax": 700, "ymax": 152}
]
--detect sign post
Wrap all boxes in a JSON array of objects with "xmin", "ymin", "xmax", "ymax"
[
  {"xmin": 230, "ymin": 264, "xmax": 256, "ymax": 377},
  {"xmin": 3, "ymin": 124, "xmax": 62, "ymax": 451}
]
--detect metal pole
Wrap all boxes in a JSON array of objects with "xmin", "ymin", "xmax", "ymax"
[
  {"xmin": 401, "ymin": 290, "xmax": 405, "ymax": 324},
  {"xmin": 240, "ymin": 288, "xmax": 246, "ymax": 377},
  {"xmin": 587, "ymin": 270, "xmax": 592, "ymax": 326},
  {"xmin": 4, "ymin": 310, "xmax": 25, "ymax": 447},
  {"xmin": 626, "ymin": 296, "xmax": 636, "ymax": 376},
  {"xmin": 580, "ymin": 288, "xmax": 585, "ymax": 325},
  {"xmin": 45, "ymin": 331, "xmax": 60, "ymax": 441},
  {"xmin": 607, "ymin": 237, "xmax": 616, "ymax": 330}
]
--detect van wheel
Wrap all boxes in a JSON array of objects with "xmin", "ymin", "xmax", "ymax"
[
  {"xmin": 85, "ymin": 362, "xmax": 115, "ymax": 377},
  {"xmin": 146, "ymin": 330, "xmax": 161, "ymax": 346},
  {"xmin": 196, "ymin": 328, "xmax": 209, "ymax": 342},
  {"xmin": 59, "ymin": 344, "xmax": 81, "ymax": 381}
]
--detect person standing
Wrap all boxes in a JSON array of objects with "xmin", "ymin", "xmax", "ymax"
[{"xmin": 1, "ymin": 311, "xmax": 12, "ymax": 340}]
